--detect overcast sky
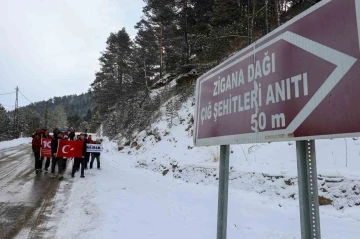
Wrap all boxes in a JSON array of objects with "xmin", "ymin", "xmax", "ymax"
[{"xmin": 0, "ymin": 0, "xmax": 145, "ymax": 110}]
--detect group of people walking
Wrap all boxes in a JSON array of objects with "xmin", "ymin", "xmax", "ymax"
[{"xmin": 31, "ymin": 127, "xmax": 101, "ymax": 180}]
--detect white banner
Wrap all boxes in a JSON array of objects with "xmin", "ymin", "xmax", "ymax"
[{"xmin": 86, "ymin": 144, "xmax": 102, "ymax": 153}]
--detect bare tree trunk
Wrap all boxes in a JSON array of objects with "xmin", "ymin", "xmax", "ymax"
[
  {"xmin": 265, "ymin": 0, "xmax": 269, "ymax": 34},
  {"xmin": 250, "ymin": 0, "xmax": 256, "ymax": 43},
  {"xmin": 183, "ymin": 0, "xmax": 189, "ymax": 64},
  {"xmin": 160, "ymin": 24, "xmax": 163, "ymax": 78},
  {"xmin": 143, "ymin": 60, "xmax": 150, "ymax": 94},
  {"xmin": 117, "ymin": 64, "xmax": 124, "ymax": 114},
  {"xmin": 274, "ymin": 0, "xmax": 281, "ymax": 27},
  {"xmin": 247, "ymin": 0, "xmax": 250, "ymax": 44},
  {"xmin": 44, "ymin": 101, "xmax": 48, "ymax": 128}
]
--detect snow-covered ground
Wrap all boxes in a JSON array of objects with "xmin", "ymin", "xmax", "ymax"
[
  {"xmin": 0, "ymin": 137, "xmax": 31, "ymax": 150},
  {"xmin": 39, "ymin": 97, "xmax": 360, "ymax": 238},
  {"xmin": 44, "ymin": 153, "xmax": 359, "ymax": 239}
]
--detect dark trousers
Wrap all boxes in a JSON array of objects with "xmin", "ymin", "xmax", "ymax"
[
  {"xmin": 41, "ymin": 157, "xmax": 51, "ymax": 169},
  {"xmin": 34, "ymin": 152, "xmax": 41, "ymax": 170},
  {"xmin": 90, "ymin": 154, "xmax": 100, "ymax": 168},
  {"xmin": 85, "ymin": 153, "xmax": 91, "ymax": 168},
  {"xmin": 72, "ymin": 158, "xmax": 85, "ymax": 176},
  {"xmin": 62, "ymin": 158, "xmax": 67, "ymax": 171},
  {"xmin": 51, "ymin": 157, "xmax": 63, "ymax": 175}
]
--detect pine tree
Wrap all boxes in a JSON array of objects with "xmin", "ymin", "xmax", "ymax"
[
  {"xmin": 50, "ymin": 105, "xmax": 68, "ymax": 128},
  {"xmin": 18, "ymin": 108, "xmax": 42, "ymax": 136},
  {"xmin": 91, "ymin": 28, "xmax": 133, "ymax": 116},
  {"xmin": 79, "ymin": 121, "xmax": 89, "ymax": 133},
  {"xmin": 166, "ymin": 98, "xmax": 181, "ymax": 127},
  {"xmin": 143, "ymin": 0, "xmax": 184, "ymax": 73},
  {"xmin": 89, "ymin": 110, "xmax": 102, "ymax": 132},
  {"xmin": 134, "ymin": 18, "xmax": 160, "ymax": 87},
  {"xmin": 67, "ymin": 114, "xmax": 81, "ymax": 129},
  {"xmin": 0, "ymin": 104, "xmax": 12, "ymax": 141},
  {"xmin": 104, "ymin": 111, "xmax": 121, "ymax": 138},
  {"xmin": 188, "ymin": 0, "xmax": 215, "ymax": 59},
  {"xmin": 85, "ymin": 109, "xmax": 92, "ymax": 122}
]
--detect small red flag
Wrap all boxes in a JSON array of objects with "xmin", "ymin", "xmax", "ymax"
[
  {"xmin": 41, "ymin": 138, "xmax": 52, "ymax": 158},
  {"xmin": 57, "ymin": 140, "xmax": 84, "ymax": 158}
]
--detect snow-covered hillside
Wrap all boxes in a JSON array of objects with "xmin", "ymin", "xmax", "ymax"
[{"xmin": 113, "ymin": 97, "xmax": 360, "ymax": 210}]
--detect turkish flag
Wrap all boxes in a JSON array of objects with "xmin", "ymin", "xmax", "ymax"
[
  {"xmin": 41, "ymin": 138, "xmax": 52, "ymax": 158},
  {"xmin": 57, "ymin": 140, "xmax": 84, "ymax": 158}
]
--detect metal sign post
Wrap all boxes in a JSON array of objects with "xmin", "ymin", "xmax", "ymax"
[
  {"xmin": 296, "ymin": 140, "xmax": 321, "ymax": 239},
  {"xmin": 217, "ymin": 145, "xmax": 230, "ymax": 239}
]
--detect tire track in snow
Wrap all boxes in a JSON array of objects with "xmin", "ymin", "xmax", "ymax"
[{"xmin": 0, "ymin": 144, "xmax": 67, "ymax": 239}]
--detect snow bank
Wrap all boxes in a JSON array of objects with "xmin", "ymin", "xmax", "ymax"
[
  {"xmin": 45, "ymin": 153, "xmax": 360, "ymax": 239},
  {"xmin": 0, "ymin": 137, "xmax": 32, "ymax": 150},
  {"xmin": 42, "ymin": 97, "xmax": 360, "ymax": 238}
]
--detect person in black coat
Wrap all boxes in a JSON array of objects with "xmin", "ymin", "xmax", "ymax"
[
  {"xmin": 71, "ymin": 133, "xmax": 87, "ymax": 178},
  {"xmin": 84, "ymin": 134, "xmax": 91, "ymax": 169},
  {"xmin": 53, "ymin": 127, "xmax": 59, "ymax": 136},
  {"xmin": 69, "ymin": 128, "xmax": 75, "ymax": 141},
  {"xmin": 51, "ymin": 131, "xmax": 64, "ymax": 179},
  {"xmin": 32, "ymin": 132, "xmax": 42, "ymax": 174}
]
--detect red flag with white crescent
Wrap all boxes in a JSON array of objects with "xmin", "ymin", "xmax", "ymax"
[{"xmin": 56, "ymin": 140, "xmax": 84, "ymax": 158}]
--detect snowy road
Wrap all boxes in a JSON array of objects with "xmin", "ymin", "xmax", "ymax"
[{"xmin": 0, "ymin": 144, "xmax": 62, "ymax": 239}]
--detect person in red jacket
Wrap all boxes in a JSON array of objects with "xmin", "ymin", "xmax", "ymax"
[
  {"xmin": 72, "ymin": 133, "xmax": 87, "ymax": 178},
  {"xmin": 87, "ymin": 135, "xmax": 93, "ymax": 144},
  {"xmin": 31, "ymin": 132, "xmax": 42, "ymax": 174},
  {"xmin": 41, "ymin": 129, "xmax": 52, "ymax": 172}
]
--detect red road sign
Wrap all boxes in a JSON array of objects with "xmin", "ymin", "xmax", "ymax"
[{"xmin": 194, "ymin": 0, "xmax": 360, "ymax": 146}]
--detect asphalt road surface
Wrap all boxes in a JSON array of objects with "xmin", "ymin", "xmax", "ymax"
[{"xmin": 0, "ymin": 143, "xmax": 63, "ymax": 239}]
